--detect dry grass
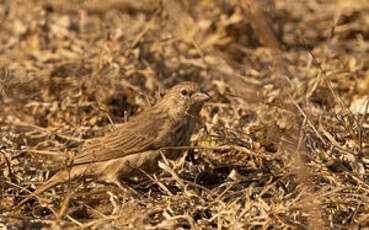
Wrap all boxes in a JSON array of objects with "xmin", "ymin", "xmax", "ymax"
[{"xmin": 1, "ymin": 0, "xmax": 369, "ymax": 229}]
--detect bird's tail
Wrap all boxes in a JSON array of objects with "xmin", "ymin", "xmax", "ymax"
[{"xmin": 13, "ymin": 170, "xmax": 69, "ymax": 210}]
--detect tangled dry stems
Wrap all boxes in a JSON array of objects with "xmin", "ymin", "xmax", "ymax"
[{"xmin": 0, "ymin": 0, "xmax": 369, "ymax": 229}]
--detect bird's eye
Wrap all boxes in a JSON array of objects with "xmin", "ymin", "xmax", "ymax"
[{"xmin": 181, "ymin": 89, "xmax": 188, "ymax": 96}]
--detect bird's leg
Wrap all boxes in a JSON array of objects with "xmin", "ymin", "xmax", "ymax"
[
  {"xmin": 99, "ymin": 175, "xmax": 140, "ymax": 198},
  {"xmin": 112, "ymin": 178, "xmax": 141, "ymax": 198}
]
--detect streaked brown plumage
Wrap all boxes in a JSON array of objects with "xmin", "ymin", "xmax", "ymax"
[{"xmin": 16, "ymin": 81, "xmax": 209, "ymax": 207}]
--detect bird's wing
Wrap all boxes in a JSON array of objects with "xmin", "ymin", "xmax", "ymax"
[{"xmin": 73, "ymin": 115, "xmax": 167, "ymax": 165}]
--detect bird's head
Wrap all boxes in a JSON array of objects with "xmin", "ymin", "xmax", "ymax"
[{"xmin": 160, "ymin": 81, "xmax": 209, "ymax": 120}]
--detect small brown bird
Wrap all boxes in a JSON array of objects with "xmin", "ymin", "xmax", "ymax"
[{"xmin": 16, "ymin": 81, "xmax": 209, "ymax": 207}]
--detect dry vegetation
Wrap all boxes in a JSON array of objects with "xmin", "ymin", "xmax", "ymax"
[{"xmin": 1, "ymin": 0, "xmax": 369, "ymax": 229}]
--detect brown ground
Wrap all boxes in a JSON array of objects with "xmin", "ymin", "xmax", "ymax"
[{"xmin": 1, "ymin": 0, "xmax": 369, "ymax": 229}]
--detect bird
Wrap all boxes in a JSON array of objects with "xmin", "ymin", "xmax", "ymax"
[{"xmin": 15, "ymin": 81, "xmax": 209, "ymax": 208}]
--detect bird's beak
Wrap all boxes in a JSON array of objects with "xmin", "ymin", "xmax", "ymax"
[{"xmin": 192, "ymin": 91, "xmax": 210, "ymax": 103}]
